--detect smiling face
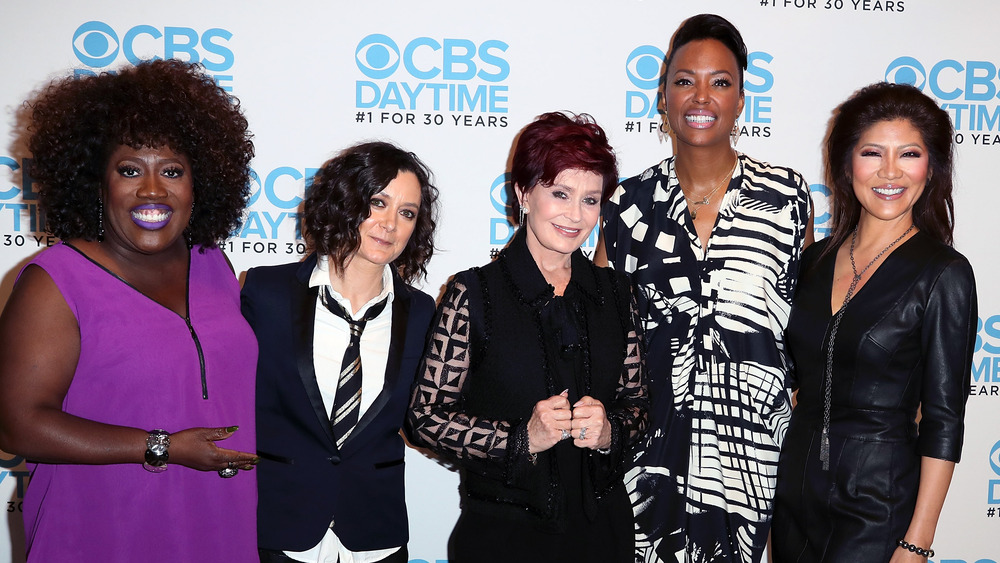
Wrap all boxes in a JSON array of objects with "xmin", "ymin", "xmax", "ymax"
[
  {"xmin": 664, "ymin": 38, "xmax": 744, "ymax": 150},
  {"xmin": 518, "ymin": 168, "xmax": 603, "ymax": 263},
  {"xmin": 851, "ymin": 119, "xmax": 929, "ymax": 228},
  {"xmin": 102, "ymin": 145, "xmax": 193, "ymax": 257},
  {"xmin": 351, "ymin": 170, "xmax": 422, "ymax": 271}
]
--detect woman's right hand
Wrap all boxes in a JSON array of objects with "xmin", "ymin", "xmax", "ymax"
[
  {"xmin": 169, "ymin": 426, "xmax": 259, "ymax": 471},
  {"xmin": 526, "ymin": 390, "xmax": 572, "ymax": 454}
]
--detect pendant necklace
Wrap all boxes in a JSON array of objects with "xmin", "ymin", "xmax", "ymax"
[
  {"xmin": 680, "ymin": 154, "xmax": 739, "ymax": 220},
  {"xmin": 819, "ymin": 223, "xmax": 914, "ymax": 470}
]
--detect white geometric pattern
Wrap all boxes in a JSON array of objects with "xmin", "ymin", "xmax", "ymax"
[{"xmin": 602, "ymin": 154, "xmax": 812, "ymax": 563}]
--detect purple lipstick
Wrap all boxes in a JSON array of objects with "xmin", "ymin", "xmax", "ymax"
[{"xmin": 131, "ymin": 204, "xmax": 173, "ymax": 230}]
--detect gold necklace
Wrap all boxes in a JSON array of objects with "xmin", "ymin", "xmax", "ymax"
[{"xmin": 680, "ymin": 154, "xmax": 739, "ymax": 220}]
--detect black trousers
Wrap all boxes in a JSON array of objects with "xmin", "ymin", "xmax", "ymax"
[{"xmin": 258, "ymin": 546, "xmax": 407, "ymax": 563}]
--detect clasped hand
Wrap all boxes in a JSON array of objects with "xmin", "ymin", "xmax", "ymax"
[{"xmin": 526, "ymin": 390, "xmax": 610, "ymax": 454}]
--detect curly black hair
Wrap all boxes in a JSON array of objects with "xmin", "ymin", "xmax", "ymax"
[
  {"xmin": 27, "ymin": 58, "xmax": 254, "ymax": 247},
  {"xmin": 303, "ymin": 142, "xmax": 439, "ymax": 284}
]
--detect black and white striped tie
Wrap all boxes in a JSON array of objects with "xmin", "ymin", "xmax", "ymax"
[{"xmin": 322, "ymin": 288, "xmax": 388, "ymax": 448}]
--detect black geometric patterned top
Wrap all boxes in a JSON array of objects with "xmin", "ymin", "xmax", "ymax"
[
  {"xmin": 408, "ymin": 229, "xmax": 647, "ymax": 538},
  {"xmin": 602, "ymin": 153, "xmax": 812, "ymax": 563}
]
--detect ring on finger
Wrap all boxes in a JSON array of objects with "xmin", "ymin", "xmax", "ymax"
[
  {"xmin": 218, "ymin": 466, "xmax": 238, "ymax": 479},
  {"xmin": 579, "ymin": 427, "xmax": 588, "ymax": 440},
  {"xmin": 560, "ymin": 429, "xmax": 572, "ymax": 441}
]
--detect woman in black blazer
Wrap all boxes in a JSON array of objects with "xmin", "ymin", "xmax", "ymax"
[{"xmin": 242, "ymin": 142, "xmax": 438, "ymax": 563}]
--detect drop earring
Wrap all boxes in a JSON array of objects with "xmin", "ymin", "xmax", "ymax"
[
  {"xmin": 186, "ymin": 201, "xmax": 195, "ymax": 248},
  {"xmin": 731, "ymin": 122, "xmax": 741, "ymax": 147},
  {"xmin": 97, "ymin": 198, "xmax": 105, "ymax": 242}
]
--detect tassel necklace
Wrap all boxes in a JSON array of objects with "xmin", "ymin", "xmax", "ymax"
[{"xmin": 819, "ymin": 223, "xmax": 914, "ymax": 470}]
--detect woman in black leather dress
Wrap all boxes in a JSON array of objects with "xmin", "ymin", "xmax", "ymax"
[{"xmin": 771, "ymin": 82, "xmax": 977, "ymax": 562}]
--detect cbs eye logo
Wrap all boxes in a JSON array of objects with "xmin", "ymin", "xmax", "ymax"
[
  {"xmin": 625, "ymin": 46, "xmax": 665, "ymax": 91},
  {"xmin": 490, "ymin": 173, "xmax": 512, "ymax": 217},
  {"xmin": 885, "ymin": 56, "xmax": 927, "ymax": 90},
  {"xmin": 73, "ymin": 21, "xmax": 120, "ymax": 67},
  {"xmin": 991, "ymin": 440, "xmax": 1000, "ymax": 477},
  {"xmin": 356, "ymin": 34, "xmax": 400, "ymax": 80},
  {"xmin": 0, "ymin": 451, "xmax": 24, "ymax": 469},
  {"xmin": 809, "ymin": 184, "xmax": 831, "ymax": 227},
  {"xmin": 354, "ymin": 33, "xmax": 510, "ymax": 82}
]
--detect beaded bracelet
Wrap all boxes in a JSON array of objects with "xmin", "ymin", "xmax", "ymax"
[{"xmin": 897, "ymin": 539, "xmax": 934, "ymax": 558}]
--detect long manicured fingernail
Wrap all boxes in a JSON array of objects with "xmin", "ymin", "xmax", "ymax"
[{"xmin": 225, "ymin": 425, "xmax": 239, "ymax": 433}]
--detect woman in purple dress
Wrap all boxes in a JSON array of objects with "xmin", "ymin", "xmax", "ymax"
[{"xmin": 0, "ymin": 59, "xmax": 259, "ymax": 561}]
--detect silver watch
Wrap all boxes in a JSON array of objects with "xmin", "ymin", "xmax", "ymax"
[{"xmin": 143, "ymin": 429, "xmax": 170, "ymax": 473}]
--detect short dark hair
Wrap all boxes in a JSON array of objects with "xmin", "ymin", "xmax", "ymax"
[
  {"xmin": 826, "ymin": 82, "xmax": 955, "ymax": 251},
  {"xmin": 510, "ymin": 111, "xmax": 618, "ymax": 218},
  {"xmin": 303, "ymin": 142, "xmax": 438, "ymax": 283},
  {"xmin": 663, "ymin": 14, "xmax": 748, "ymax": 92},
  {"xmin": 27, "ymin": 58, "xmax": 254, "ymax": 248}
]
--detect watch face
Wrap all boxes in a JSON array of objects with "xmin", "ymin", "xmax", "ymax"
[{"xmin": 145, "ymin": 430, "xmax": 170, "ymax": 466}]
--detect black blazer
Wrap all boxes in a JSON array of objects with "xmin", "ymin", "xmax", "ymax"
[{"xmin": 241, "ymin": 254, "xmax": 435, "ymax": 552}]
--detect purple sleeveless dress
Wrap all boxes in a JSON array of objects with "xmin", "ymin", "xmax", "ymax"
[{"xmin": 20, "ymin": 243, "xmax": 258, "ymax": 562}]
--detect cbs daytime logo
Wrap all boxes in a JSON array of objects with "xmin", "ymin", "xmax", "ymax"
[
  {"xmin": 886, "ymin": 56, "xmax": 1000, "ymax": 140},
  {"xmin": 972, "ymin": 313, "xmax": 1000, "ymax": 397},
  {"xmin": 489, "ymin": 173, "xmax": 514, "ymax": 245},
  {"xmin": 624, "ymin": 46, "xmax": 773, "ymax": 139},
  {"xmin": 0, "ymin": 156, "xmax": 47, "ymax": 236},
  {"xmin": 355, "ymin": 33, "xmax": 510, "ymax": 114},
  {"xmin": 809, "ymin": 184, "xmax": 832, "ymax": 240},
  {"xmin": 72, "ymin": 21, "xmax": 235, "ymax": 90},
  {"xmin": 0, "ymin": 451, "xmax": 28, "ymax": 506},
  {"xmin": 989, "ymin": 439, "xmax": 1000, "ymax": 505}
]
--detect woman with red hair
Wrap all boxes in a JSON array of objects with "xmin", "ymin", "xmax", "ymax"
[{"xmin": 408, "ymin": 112, "xmax": 648, "ymax": 562}]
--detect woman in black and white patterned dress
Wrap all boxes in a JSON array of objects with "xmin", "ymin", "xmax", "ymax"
[{"xmin": 596, "ymin": 14, "xmax": 813, "ymax": 563}]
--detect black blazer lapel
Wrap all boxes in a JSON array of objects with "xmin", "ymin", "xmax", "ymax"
[
  {"xmin": 292, "ymin": 254, "xmax": 338, "ymax": 448},
  {"xmin": 342, "ymin": 270, "xmax": 411, "ymax": 449}
]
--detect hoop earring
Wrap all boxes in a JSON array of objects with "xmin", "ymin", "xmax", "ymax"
[{"xmin": 731, "ymin": 122, "xmax": 741, "ymax": 147}]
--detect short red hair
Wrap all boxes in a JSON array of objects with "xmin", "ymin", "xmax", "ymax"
[{"xmin": 510, "ymin": 112, "xmax": 618, "ymax": 214}]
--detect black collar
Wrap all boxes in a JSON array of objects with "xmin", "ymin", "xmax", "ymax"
[{"xmin": 498, "ymin": 227, "xmax": 604, "ymax": 308}]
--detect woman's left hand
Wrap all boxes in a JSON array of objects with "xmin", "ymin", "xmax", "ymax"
[{"xmin": 571, "ymin": 396, "xmax": 611, "ymax": 451}]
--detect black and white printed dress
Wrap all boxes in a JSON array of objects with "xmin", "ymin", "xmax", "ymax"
[{"xmin": 602, "ymin": 153, "xmax": 811, "ymax": 563}]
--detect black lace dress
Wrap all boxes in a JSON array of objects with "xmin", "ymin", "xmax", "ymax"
[{"xmin": 408, "ymin": 229, "xmax": 648, "ymax": 562}]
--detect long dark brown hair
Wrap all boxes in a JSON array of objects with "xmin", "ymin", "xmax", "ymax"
[{"xmin": 824, "ymin": 82, "xmax": 955, "ymax": 257}]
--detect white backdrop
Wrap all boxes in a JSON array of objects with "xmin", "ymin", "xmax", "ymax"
[{"xmin": 2, "ymin": 2, "xmax": 999, "ymax": 562}]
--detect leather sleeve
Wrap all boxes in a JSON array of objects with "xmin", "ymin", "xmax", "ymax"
[{"xmin": 916, "ymin": 255, "xmax": 977, "ymax": 462}]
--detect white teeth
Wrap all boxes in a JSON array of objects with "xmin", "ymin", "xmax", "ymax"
[
  {"xmin": 686, "ymin": 115, "xmax": 715, "ymax": 124},
  {"xmin": 873, "ymin": 187, "xmax": 904, "ymax": 196},
  {"xmin": 132, "ymin": 210, "xmax": 170, "ymax": 222}
]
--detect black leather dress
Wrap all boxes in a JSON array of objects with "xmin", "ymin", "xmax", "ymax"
[{"xmin": 771, "ymin": 231, "xmax": 977, "ymax": 562}]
